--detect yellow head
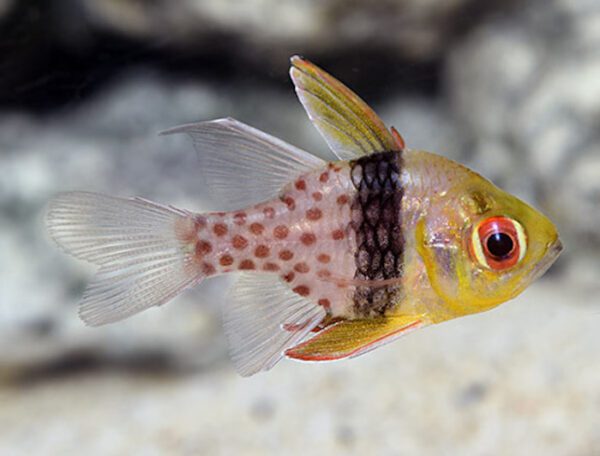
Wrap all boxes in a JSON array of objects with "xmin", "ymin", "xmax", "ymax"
[{"xmin": 416, "ymin": 156, "xmax": 562, "ymax": 318}]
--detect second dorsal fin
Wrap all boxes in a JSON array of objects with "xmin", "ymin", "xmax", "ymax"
[{"xmin": 161, "ymin": 118, "xmax": 325, "ymax": 210}]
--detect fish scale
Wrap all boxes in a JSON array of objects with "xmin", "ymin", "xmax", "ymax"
[{"xmin": 350, "ymin": 150, "xmax": 405, "ymax": 317}]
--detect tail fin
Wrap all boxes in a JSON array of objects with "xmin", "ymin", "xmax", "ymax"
[{"xmin": 46, "ymin": 192, "xmax": 202, "ymax": 326}]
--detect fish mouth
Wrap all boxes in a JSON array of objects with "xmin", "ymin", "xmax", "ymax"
[{"xmin": 529, "ymin": 237, "xmax": 563, "ymax": 282}]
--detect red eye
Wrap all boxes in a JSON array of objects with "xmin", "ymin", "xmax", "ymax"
[{"xmin": 470, "ymin": 216, "xmax": 527, "ymax": 271}]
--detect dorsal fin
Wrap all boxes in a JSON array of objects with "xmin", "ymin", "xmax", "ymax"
[
  {"xmin": 290, "ymin": 56, "xmax": 400, "ymax": 160},
  {"xmin": 161, "ymin": 118, "xmax": 325, "ymax": 210},
  {"xmin": 285, "ymin": 315, "xmax": 425, "ymax": 362}
]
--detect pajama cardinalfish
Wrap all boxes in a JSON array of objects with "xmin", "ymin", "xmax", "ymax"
[{"xmin": 46, "ymin": 56, "xmax": 563, "ymax": 376}]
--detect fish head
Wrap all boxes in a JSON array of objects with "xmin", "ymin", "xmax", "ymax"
[{"xmin": 417, "ymin": 171, "xmax": 562, "ymax": 317}]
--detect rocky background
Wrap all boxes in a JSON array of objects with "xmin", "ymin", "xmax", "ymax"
[{"xmin": 0, "ymin": 0, "xmax": 599, "ymax": 454}]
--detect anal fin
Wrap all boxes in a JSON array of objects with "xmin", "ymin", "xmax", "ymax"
[
  {"xmin": 285, "ymin": 315, "xmax": 426, "ymax": 362},
  {"xmin": 224, "ymin": 273, "xmax": 326, "ymax": 376}
]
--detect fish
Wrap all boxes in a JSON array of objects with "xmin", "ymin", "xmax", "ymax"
[{"xmin": 45, "ymin": 56, "xmax": 563, "ymax": 376}]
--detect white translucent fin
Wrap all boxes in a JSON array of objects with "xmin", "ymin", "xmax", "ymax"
[
  {"xmin": 46, "ymin": 192, "xmax": 201, "ymax": 326},
  {"xmin": 161, "ymin": 118, "xmax": 325, "ymax": 210},
  {"xmin": 224, "ymin": 273, "xmax": 326, "ymax": 377}
]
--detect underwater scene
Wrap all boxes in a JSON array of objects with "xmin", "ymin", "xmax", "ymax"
[{"xmin": 0, "ymin": 1, "xmax": 599, "ymax": 454}]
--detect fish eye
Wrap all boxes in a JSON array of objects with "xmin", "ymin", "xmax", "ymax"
[
  {"xmin": 470, "ymin": 216, "xmax": 527, "ymax": 271},
  {"xmin": 486, "ymin": 232, "xmax": 514, "ymax": 258}
]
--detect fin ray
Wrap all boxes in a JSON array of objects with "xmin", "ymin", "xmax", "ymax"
[{"xmin": 295, "ymin": 85, "xmax": 380, "ymax": 153}]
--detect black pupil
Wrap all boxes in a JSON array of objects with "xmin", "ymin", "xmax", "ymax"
[{"xmin": 486, "ymin": 232, "xmax": 514, "ymax": 258}]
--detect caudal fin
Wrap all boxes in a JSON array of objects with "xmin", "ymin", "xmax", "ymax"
[{"xmin": 46, "ymin": 192, "xmax": 202, "ymax": 326}]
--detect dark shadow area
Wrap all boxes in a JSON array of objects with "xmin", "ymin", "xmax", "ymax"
[
  {"xmin": 0, "ymin": 0, "xmax": 521, "ymax": 113},
  {"xmin": 2, "ymin": 350, "xmax": 221, "ymax": 389}
]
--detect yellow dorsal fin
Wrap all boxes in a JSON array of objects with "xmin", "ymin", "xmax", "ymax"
[
  {"xmin": 285, "ymin": 315, "xmax": 426, "ymax": 362},
  {"xmin": 290, "ymin": 56, "xmax": 400, "ymax": 160}
]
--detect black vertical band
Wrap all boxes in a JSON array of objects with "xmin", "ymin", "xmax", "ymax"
[{"xmin": 349, "ymin": 150, "xmax": 404, "ymax": 317}]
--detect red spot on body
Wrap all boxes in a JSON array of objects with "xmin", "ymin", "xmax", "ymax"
[
  {"xmin": 293, "ymin": 285, "xmax": 310, "ymax": 296},
  {"xmin": 219, "ymin": 254, "xmax": 234, "ymax": 266},
  {"xmin": 263, "ymin": 262, "xmax": 280, "ymax": 272},
  {"xmin": 319, "ymin": 172, "xmax": 329, "ymax": 183},
  {"xmin": 318, "ymin": 298, "xmax": 331, "ymax": 309},
  {"xmin": 233, "ymin": 212, "xmax": 247, "ymax": 225},
  {"xmin": 202, "ymin": 262, "xmax": 216, "ymax": 275},
  {"xmin": 250, "ymin": 223, "xmax": 264, "ymax": 235},
  {"xmin": 255, "ymin": 244, "xmax": 270, "ymax": 258},
  {"xmin": 317, "ymin": 269, "xmax": 332, "ymax": 279},
  {"xmin": 295, "ymin": 179, "xmax": 306, "ymax": 191},
  {"xmin": 263, "ymin": 207, "xmax": 275, "ymax": 219},
  {"xmin": 317, "ymin": 253, "xmax": 331, "ymax": 263},
  {"xmin": 337, "ymin": 195, "xmax": 349, "ymax": 205},
  {"xmin": 282, "ymin": 271, "xmax": 295, "ymax": 282},
  {"xmin": 283, "ymin": 195, "xmax": 296, "ymax": 211},
  {"xmin": 294, "ymin": 262, "xmax": 310, "ymax": 273},
  {"xmin": 196, "ymin": 240, "xmax": 212, "ymax": 256},
  {"xmin": 301, "ymin": 232, "xmax": 316, "ymax": 246},
  {"xmin": 312, "ymin": 192, "xmax": 323, "ymax": 201},
  {"xmin": 306, "ymin": 208, "xmax": 322, "ymax": 221},
  {"xmin": 274, "ymin": 225, "xmax": 289, "ymax": 239},
  {"xmin": 232, "ymin": 235, "xmax": 248, "ymax": 250},
  {"xmin": 213, "ymin": 223, "xmax": 228, "ymax": 237},
  {"xmin": 332, "ymin": 229, "xmax": 345, "ymax": 240},
  {"xmin": 279, "ymin": 250, "xmax": 294, "ymax": 261},
  {"xmin": 239, "ymin": 259, "xmax": 255, "ymax": 270}
]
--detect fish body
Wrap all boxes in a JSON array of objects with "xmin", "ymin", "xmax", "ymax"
[{"xmin": 46, "ymin": 57, "xmax": 562, "ymax": 376}]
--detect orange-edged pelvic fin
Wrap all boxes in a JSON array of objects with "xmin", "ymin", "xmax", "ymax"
[
  {"xmin": 285, "ymin": 315, "xmax": 426, "ymax": 361},
  {"xmin": 290, "ymin": 55, "xmax": 400, "ymax": 160}
]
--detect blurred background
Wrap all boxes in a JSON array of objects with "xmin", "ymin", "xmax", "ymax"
[{"xmin": 0, "ymin": 0, "xmax": 599, "ymax": 454}]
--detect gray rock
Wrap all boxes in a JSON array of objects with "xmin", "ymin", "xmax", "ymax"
[
  {"xmin": 71, "ymin": 0, "xmax": 491, "ymax": 61},
  {"xmin": 381, "ymin": 97, "xmax": 464, "ymax": 162},
  {"xmin": 1, "ymin": 281, "xmax": 598, "ymax": 455}
]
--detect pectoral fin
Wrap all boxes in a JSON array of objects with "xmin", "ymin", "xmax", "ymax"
[{"xmin": 285, "ymin": 315, "xmax": 426, "ymax": 362}]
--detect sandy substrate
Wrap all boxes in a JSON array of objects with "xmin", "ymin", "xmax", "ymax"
[{"xmin": 1, "ymin": 279, "xmax": 599, "ymax": 456}]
